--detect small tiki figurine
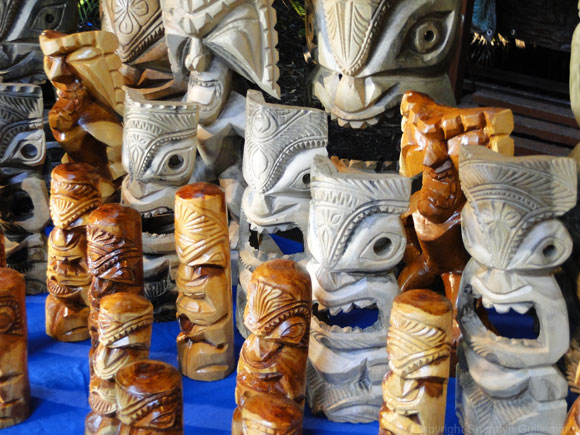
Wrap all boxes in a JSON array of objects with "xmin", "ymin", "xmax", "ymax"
[
  {"xmin": 564, "ymin": 399, "xmax": 580, "ymax": 435},
  {"xmin": 0, "ymin": 83, "xmax": 49, "ymax": 294},
  {"xmin": 397, "ymin": 91, "xmax": 515, "ymax": 349},
  {"xmin": 379, "ymin": 289, "xmax": 452, "ymax": 435},
  {"xmin": 39, "ymin": 30, "xmax": 126, "ymax": 182},
  {"xmin": 239, "ymin": 394, "xmax": 302, "ymax": 435},
  {"xmin": 46, "ymin": 163, "xmax": 103, "ymax": 342},
  {"xmin": 122, "ymin": 89, "xmax": 198, "ymax": 320},
  {"xmin": 86, "ymin": 292, "xmax": 153, "ymax": 435},
  {"xmin": 232, "ymin": 259, "xmax": 311, "ymax": 435},
  {"xmin": 115, "ymin": 360, "xmax": 183, "ymax": 434},
  {"xmin": 237, "ymin": 90, "xmax": 328, "ymax": 337},
  {"xmin": 0, "ymin": 268, "xmax": 30, "ymax": 428},
  {"xmin": 306, "ymin": 155, "xmax": 411, "ymax": 423},
  {"xmin": 456, "ymin": 145, "xmax": 576, "ymax": 434},
  {"xmin": 174, "ymin": 183, "xmax": 234, "ymax": 380},
  {"xmin": 87, "ymin": 204, "xmax": 144, "ymax": 347}
]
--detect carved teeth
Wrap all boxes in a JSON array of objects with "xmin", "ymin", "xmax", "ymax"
[{"xmin": 481, "ymin": 297, "xmax": 493, "ymax": 309}]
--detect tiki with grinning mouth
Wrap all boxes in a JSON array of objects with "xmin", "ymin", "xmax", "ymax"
[
  {"xmin": 0, "ymin": 268, "xmax": 30, "ymax": 429},
  {"xmin": 232, "ymin": 259, "xmax": 311, "ymax": 435},
  {"xmin": 306, "ymin": 155, "xmax": 411, "ymax": 423},
  {"xmin": 174, "ymin": 182, "xmax": 234, "ymax": 381},
  {"xmin": 86, "ymin": 292, "xmax": 153, "ymax": 435},
  {"xmin": 456, "ymin": 145, "xmax": 577, "ymax": 434}
]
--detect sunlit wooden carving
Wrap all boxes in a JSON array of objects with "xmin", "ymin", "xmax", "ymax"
[
  {"xmin": 305, "ymin": 0, "xmax": 460, "ymax": 128},
  {"xmin": 306, "ymin": 155, "xmax": 411, "ymax": 423},
  {"xmin": 115, "ymin": 360, "xmax": 183, "ymax": 434},
  {"xmin": 121, "ymin": 88, "xmax": 198, "ymax": 321},
  {"xmin": 239, "ymin": 393, "xmax": 302, "ymax": 435},
  {"xmin": 39, "ymin": 30, "xmax": 126, "ymax": 182},
  {"xmin": 232, "ymin": 259, "xmax": 311, "ymax": 435},
  {"xmin": 0, "ymin": 0, "xmax": 77, "ymax": 83},
  {"xmin": 86, "ymin": 292, "xmax": 153, "ymax": 435},
  {"xmin": 379, "ymin": 289, "xmax": 452, "ymax": 435},
  {"xmin": 0, "ymin": 268, "xmax": 30, "ymax": 429},
  {"xmin": 174, "ymin": 182, "xmax": 234, "ymax": 381},
  {"xmin": 0, "ymin": 83, "xmax": 49, "ymax": 294},
  {"xmin": 456, "ymin": 145, "xmax": 576, "ymax": 434},
  {"xmin": 46, "ymin": 163, "xmax": 102, "ymax": 342},
  {"xmin": 563, "ymin": 398, "xmax": 580, "ymax": 435},
  {"xmin": 397, "ymin": 91, "xmax": 515, "ymax": 351}
]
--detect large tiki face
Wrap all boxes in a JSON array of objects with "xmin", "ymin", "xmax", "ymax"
[{"xmin": 306, "ymin": 0, "xmax": 460, "ymax": 127}]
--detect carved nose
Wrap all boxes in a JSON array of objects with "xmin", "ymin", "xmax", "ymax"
[
  {"xmin": 334, "ymin": 75, "xmax": 366, "ymax": 113},
  {"xmin": 249, "ymin": 193, "xmax": 273, "ymax": 217}
]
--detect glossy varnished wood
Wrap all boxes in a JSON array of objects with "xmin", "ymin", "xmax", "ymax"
[{"xmin": 0, "ymin": 229, "xmax": 5, "ymax": 268}]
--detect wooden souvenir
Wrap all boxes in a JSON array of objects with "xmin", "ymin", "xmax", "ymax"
[
  {"xmin": 46, "ymin": 163, "xmax": 102, "ymax": 342},
  {"xmin": 306, "ymin": 156, "xmax": 411, "ymax": 423},
  {"xmin": 115, "ymin": 360, "xmax": 183, "ymax": 435},
  {"xmin": 121, "ymin": 89, "xmax": 198, "ymax": 321},
  {"xmin": 87, "ymin": 204, "xmax": 144, "ymax": 346},
  {"xmin": 0, "ymin": 268, "xmax": 30, "ymax": 428},
  {"xmin": 456, "ymin": 145, "xmax": 576, "ymax": 434},
  {"xmin": 305, "ymin": 0, "xmax": 460, "ymax": 128},
  {"xmin": 0, "ymin": 83, "xmax": 49, "ymax": 294},
  {"xmin": 563, "ymin": 398, "xmax": 580, "ymax": 435},
  {"xmin": 86, "ymin": 292, "xmax": 153, "ymax": 435},
  {"xmin": 174, "ymin": 183, "xmax": 234, "ymax": 381},
  {"xmin": 397, "ymin": 91, "xmax": 515, "ymax": 350},
  {"xmin": 232, "ymin": 259, "xmax": 311, "ymax": 435},
  {"xmin": 39, "ymin": 30, "xmax": 126, "ymax": 182},
  {"xmin": 379, "ymin": 290, "xmax": 452, "ymax": 435},
  {"xmin": 0, "ymin": 0, "xmax": 77, "ymax": 83},
  {"xmin": 238, "ymin": 394, "xmax": 302, "ymax": 435},
  {"xmin": 0, "ymin": 229, "xmax": 5, "ymax": 267},
  {"xmin": 237, "ymin": 91, "xmax": 327, "ymax": 337}
]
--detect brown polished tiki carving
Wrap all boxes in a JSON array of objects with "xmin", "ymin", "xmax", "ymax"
[
  {"xmin": 46, "ymin": 163, "xmax": 103, "ymax": 342},
  {"xmin": 0, "ymin": 268, "xmax": 30, "ymax": 429},
  {"xmin": 86, "ymin": 292, "xmax": 153, "ymax": 435},
  {"xmin": 115, "ymin": 360, "xmax": 183, "ymax": 435},
  {"xmin": 379, "ymin": 289, "xmax": 452, "ymax": 435},
  {"xmin": 174, "ymin": 183, "xmax": 234, "ymax": 381},
  {"xmin": 397, "ymin": 91, "xmax": 514, "ymax": 349},
  {"xmin": 0, "ymin": 228, "xmax": 5, "ymax": 267},
  {"xmin": 232, "ymin": 259, "xmax": 312, "ymax": 435},
  {"xmin": 563, "ymin": 398, "xmax": 580, "ymax": 435}
]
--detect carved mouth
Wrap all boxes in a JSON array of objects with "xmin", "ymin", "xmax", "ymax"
[
  {"xmin": 141, "ymin": 208, "xmax": 174, "ymax": 236},
  {"xmin": 47, "ymin": 278, "xmax": 83, "ymax": 297},
  {"xmin": 312, "ymin": 302, "xmax": 381, "ymax": 335},
  {"xmin": 6, "ymin": 247, "xmax": 33, "ymax": 273},
  {"xmin": 0, "ymin": 187, "xmax": 34, "ymax": 222}
]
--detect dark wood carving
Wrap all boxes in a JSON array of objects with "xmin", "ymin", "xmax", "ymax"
[{"xmin": 0, "ymin": 229, "xmax": 5, "ymax": 268}]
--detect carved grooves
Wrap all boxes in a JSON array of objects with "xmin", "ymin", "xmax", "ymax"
[{"xmin": 0, "ymin": 0, "xmax": 22, "ymax": 41}]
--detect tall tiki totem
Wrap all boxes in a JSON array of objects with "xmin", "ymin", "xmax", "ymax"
[
  {"xmin": 122, "ymin": 88, "xmax": 198, "ymax": 321},
  {"xmin": 0, "ymin": 268, "xmax": 30, "ymax": 428},
  {"xmin": 305, "ymin": 0, "xmax": 461, "ymax": 128},
  {"xmin": 46, "ymin": 163, "xmax": 102, "ymax": 342},
  {"xmin": 306, "ymin": 155, "xmax": 411, "ymax": 423},
  {"xmin": 456, "ymin": 145, "xmax": 577, "ymax": 434},
  {"xmin": 0, "ymin": 83, "xmax": 49, "ymax": 294},
  {"xmin": 174, "ymin": 183, "xmax": 234, "ymax": 381},
  {"xmin": 237, "ymin": 90, "xmax": 328, "ymax": 337}
]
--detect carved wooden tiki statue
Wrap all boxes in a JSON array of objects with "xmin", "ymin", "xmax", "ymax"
[
  {"xmin": 456, "ymin": 145, "xmax": 577, "ymax": 434},
  {"xmin": 39, "ymin": 30, "xmax": 126, "ymax": 182},
  {"xmin": 174, "ymin": 182, "xmax": 234, "ymax": 381},
  {"xmin": 0, "ymin": 268, "xmax": 30, "ymax": 428},
  {"xmin": 46, "ymin": 163, "xmax": 102, "ymax": 342},
  {"xmin": 237, "ymin": 90, "xmax": 327, "ymax": 337},
  {"xmin": 379, "ymin": 289, "xmax": 452, "ymax": 435},
  {"xmin": 305, "ymin": 0, "xmax": 460, "ymax": 128},
  {"xmin": 233, "ymin": 259, "xmax": 311, "ymax": 435},
  {"xmin": 306, "ymin": 155, "xmax": 411, "ymax": 423},
  {"xmin": 0, "ymin": 83, "xmax": 49, "ymax": 294},
  {"xmin": 115, "ymin": 360, "xmax": 183, "ymax": 434},
  {"xmin": 122, "ymin": 89, "xmax": 198, "ymax": 321}
]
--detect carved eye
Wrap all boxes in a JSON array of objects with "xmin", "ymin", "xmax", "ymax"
[
  {"xmin": 4, "ymin": 131, "xmax": 45, "ymax": 167},
  {"xmin": 0, "ymin": 306, "xmax": 16, "ymax": 333},
  {"xmin": 167, "ymin": 154, "xmax": 184, "ymax": 171},
  {"xmin": 360, "ymin": 233, "xmax": 400, "ymax": 262},
  {"xmin": 31, "ymin": 4, "xmax": 66, "ymax": 32},
  {"xmin": 410, "ymin": 18, "xmax": 444, "ymax": 54},
  {"xmin": 288, "ymin": 169, "xmax": 311, "ymax": 192},
  {"xmin": 270, "ymin": 318, "xmax": 306, "ymax": 344}
]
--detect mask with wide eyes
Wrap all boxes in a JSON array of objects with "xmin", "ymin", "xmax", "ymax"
[
  {"xmin": 31, "ymin": 2, "xmax": 68, "ymax": 33},
  {"xmin": 1, "ymin": 130, "xmax": 46, "ymax": 170}
]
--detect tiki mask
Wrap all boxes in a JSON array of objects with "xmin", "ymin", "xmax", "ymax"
[
  {"xmin": 115, "ymin": 360, "xmax": 183, "ymax": 435},
  {"xmin": 174, "ymin": 183, "xmax": 234, "ymax": 381},
  {"xmin": 233, "ymin": 259, "xmax": 311, "ymax": 435},
  {"xmin": 239, "ymin": 394, "xmax": 302, "ymax": 435},
  {"xmin": 121, "ymin": 89, "xmax": 198, "ymax": 320},
  {"xmin": 46, "ymin": 163, "xmax": 102, "ymax": 342},
  {"xmin": 397, "ymin": 91, "xmax": 515, "ymax": 354},
  {"xmin": 0, "ymin": 83, "xmax": 49, "ymax": 294},
  {"xmin": 456, "ymin": 145, "xmax": 576, "ymax": 434},
  {"xmin": 379, "ymin": 290, "xmax": 452, "ymax": 435},
  {"xmin": 0, "ymin": 0, "xmax": 77, "ymax": 83},
  {"xmin": 237, "ymin": 91, "xmax": 328, "ymax": 337},
  {"xmin": 0, "ymin": 268, "xmax": 30, "ymax": 429},
  {"xmin": 87, "ymin": 292, "xmax": 153, "ymax": 435},
  {"xmin": 306, "ymin": 155, "xmax": 410, "ymax": 423},
  {"xmin": 306, "ymin": 0, "xmax": 460, "ymax": 128},
  {"xmin": 40, "ymin": 30, "xmax": 126, "ymax": 182}
]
